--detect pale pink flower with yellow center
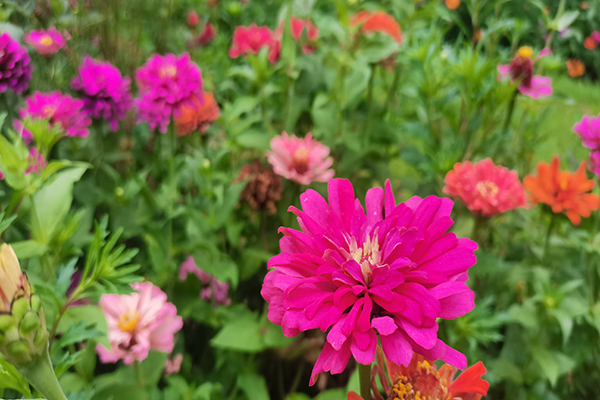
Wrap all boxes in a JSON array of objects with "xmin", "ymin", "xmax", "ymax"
[
  {"xmin": 24, "ymin": 27, "xmax": 66, "ymax": 56},
  {"xmin": 267, "ymin": 132, "xmax": 335, "ymax": 185},
  {"xmin": 96, "ymin": 282, "xmax": 183, "ymax": 365},
  {"xmin": 497, "ymin": 46, "xmax": 552, "ymax": 99}
]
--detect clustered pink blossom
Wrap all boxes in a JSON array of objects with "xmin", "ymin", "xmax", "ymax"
[
  {"xmin": 573, "ymin": 113, "xmax": 600, "ymax": 178},
  {"xmin": 71, "ymin": 56, "xmax": 133, "ymax": 131},
  {"xmin": 0, "ymin": 33, "xmax": 32, "ymax": 94},
  {"xmin": 497, "ymin": 47, "xmax": 552, "ymax": 99},
  {"xmin": 96, "ymin": 282, "xmax": 183, "ymax": 365},
  {"xmin": 262, "ymin": 179, "xmax": 477, "ymax": 385},
  {"xmin": 179, "ymin": 256, "xmax": 231, "ymax": 306},
  {"xmin": 26, "ymin": 147, "xmax": 47, "ymax": 175},
  {"xmin": 24, "ymin": 27, "xmax": 66, "ymax": 56},
  {"xmin": 135, "ymin": 53, "xmax": 204, "ymax": 133},
  {"xmin": 18, "ymin": 91, "xmax": 92, "ymax": 141},
  {"xmin": 187, "ymin": 10, "xmax": 200, "ymax": 29},
  {"xmin": 229, "ymin": 24, "xmax": 280, "ymax": 64},
  {"xmin": 267, "ymin": 132, "xmax": 335, "ymax": 185}
]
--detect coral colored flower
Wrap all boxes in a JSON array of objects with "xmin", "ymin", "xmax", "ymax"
[
  {"xmin": 187, "ymin": 10, "xmax": 199, "ymax": 29},
  {"xmin": 229, "ymin": 24, "xmax": 280, "ymax": 64},
  {"xmin": 24, "ymin": 27, "xmax": 65, "ymax": 56},
  {"xmin": 179, "ymin": 256, "xmax": 231, "ymax": 306},
  {"xmin": 262, "ymin": 179, "xmax": 478, "ymax": 385},
  {"xmin": 566, "ymin": 59, "xmax": 585, "ymax": 78},
  {"xmin": 446, "ymin": 0, "xmax": 461, "ymax": 9},
  {"xmin": 175, "ymin": 92, "xmax": 220, "ymax": 136},
  {"xmin": 164, "ymin": 354, "xmax": 183, "ymax": 375},
  {"xmin": 198, "ymin": 22, "xmax": 217, "ymax": 46},
  {"xmin": 497, "ymin": 46, "xmax": 552, "ymax": 99},
  {"xmin": 589, "ymin": 151, "xmax": 600, "ymax": 178},
  {"xmin": 96, "ymin": 282, "xmax": 183, "ymax": 365},
  {"xmin": 584, "ymin": 36, "xmax": 596, "ymax": 50},
  {"xmin": 267, "ymin": 132, "xmax": 335, "ymax": 185},
  {"xmin": 592, "ymin": 31, "xmax": 600, "ymax": 43},
  {"xmin": 350, "ymin": 11, "xmax": 403, "ymax": 44},
  {"xmin": 573, "ymin": 113, "xmax": 600, "ymax": 150},
  {"xmin": 443, "ymin": 159, "xmax": 526, "ymax": 217},
  {"xmin": 26, "ymin": 147, "xmax": 47, "ymax": 176},
  {"xmin": 71, "ymin": 56, "xmax": 133, "ymax": 131},
  {"xmin": 523, "ymin": 156, "xmax": 600, "ymax": 225},
  {"xmin": 0, "ymin": 33, "xmax": 32, "ymax": 94},
  {"xmin": 18, "ymin": 91, "xmax": 91, "ymax": 140},
  {"xmin": 134, "ymin": 53, "xmax": 204, "ymax": 133},
  {"xmin": 348, "ymin": 349, "xmax": 489, "ymax": 400},
  {"xmin": 275, "ymin": 17, "xmax": 319, "ymax": 54},
  {"xmin": 237, "ymin": 160, "xmax": 283, "ymax": 215}
]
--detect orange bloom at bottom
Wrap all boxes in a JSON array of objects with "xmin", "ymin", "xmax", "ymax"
[
  {"xmin": 175, "ymin": 92, "xmax": 221, "ymax": 136},
  {"xmin": 566, "ymin": 59, "xmax": 585, "ymax": 78},
  {"xmin": 349, "ymin": 350, "xmax": 489, "ymax": 400},
  {"xmin": 523, "ymin": 156, "xmax": 600, "ymax": 225}
]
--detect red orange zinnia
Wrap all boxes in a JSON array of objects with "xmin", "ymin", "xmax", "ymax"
[
  {"xmin": 175, "ymin": 92, "xmax": 220, "ymax": 136},
  {"xmin": 445, "ymin": 0, "xmax": 461, "ymax": 9},
  {"xmin": 350, "ymin": 11, "xmax": 403, "ymax": 44},
  {"xmin": 523, "ymin": 156, "xmax": 600, "ymax": 225},
  {"xmin": 443, "ymin": 159, "xmax": 526, "ymax": 217}
]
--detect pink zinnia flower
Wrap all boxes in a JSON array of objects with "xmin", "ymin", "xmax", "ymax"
[
  {"xmin": 229, "ymin": 24, "xmax": 280, "ymax": 64},
  {"xmin": 71, "ymin": 56, "xmax": 133, "ymax": 131},
  {"xmin": 261, "ymin": 179, "xmax": 477, "ymax": 385},
  {"xmin": 198, "ymin": 22, "xmax": 217, "ymax": 46},
  {"xmin": 134, "ymin": 53, "xmax": 204, "ymax": 133},
  {"xmin": 179, "ymin": 256, "xmax": 231, "ymax": 306},
  {"xmin": 164, "ymin": 353, "xmax": 183, "ymax": 375},
  {"xmin": 267, "ymin": 132, "xmax": 335, "ymax": 185},
  {"xmin": 0, "ymin": 33, "xmax": 32, "ymax": 94},
  {"xmin": 592, "ymin": 31, "xmax": 600, "ymax": 43},
  {"xmin": 187, "ymin": 10, "xmax": 200, "ymax": 29},
  {"xmin": 573, "ymin": 113, "xmax": 600, "ymax": 150},
  {"xmin": 275, "ymin": 17, "xmax": 319, "ymax": 54},
  {"xmin": 24, "ymin": 27, "xmax": 65, "ymax": 56},
  {"xmin": 497, "ymin": 46, "xmax": 552, "ymax": 99},
  {"xmin": 589, "ymin": 151, "xmax": 600, "ymax": 178},
  {"xmin": 18, "ymin": 91, "xmax": 91, "ymax": 140},
  {"xmin": 443, "ymin": 159, "xmax": 526, "ymax": 217},
  {"xmin": 25, "ymin": 147, "xmax": 47, "ymax": 175},
  {"xmin": 96, "ymin": 282, "xmax": 183, "ymax": 365}
]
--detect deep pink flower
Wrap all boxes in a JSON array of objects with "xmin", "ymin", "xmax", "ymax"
[
  {"xmin": 24, "ymin": 27, "xmax": 65, "ymax": 55},
  {"xmin": 229, "ymin": 24, "xmax": 280, "ymax": 64},
  {"xmin": 25, "ymin": 147, "xmax": 47, "ymax": 175},
  {"xmin": 179, "ymin": 256, "xmax": 231, "ymax": 306},
  {"xmin": 592, "ymin": 31, "xmax": 600, "ymax": 43},
  {"xmin": 71, "ymin": 56, "xmax": 133, "ymax": 131},
  {"xmin": 198, "ymin": 22, "xmax": 217, "ymax": 46},
  {"xmin": 589, "ymin": 151, "xmax": 600, "ymax": 178},
  {"xmin": 275, "ymin": 17, "xmax": 319, "ymax": 54},
  {"xmin": 134, "ymin": 53, "xmax": 204, "ymax": 133},
  {"xmin": 573, "ymin": 113, "xmax": 600, "ymax": 150},
  {"xmin": 96, "ymin": 282, "xmax": 183, "ymax": 365},
  {"xmin": 267, "ymin": 132, "xmax": 335, "ymax": 185},
  {"xmin": 187, "ymin": 10, "xmax": 200, "ymax": 29},
  {"xmin": 497, "ymin": 46, "xmax": 552, "ymax": 99},
  {"xmin": 0, "ymin": 33, "xmax": 32, "ymax": 94},
  {"xmin": 261, "ymin": 179, "xmax": 477, "ymax": 385},
  {"xmin": 443, "ymin": 159, "xmax": 526, "ymax": 217},
  {"xmin": 18, "ymin": 91, "xmax": 91, "ymax": 140}
]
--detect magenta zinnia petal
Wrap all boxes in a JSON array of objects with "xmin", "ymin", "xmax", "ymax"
[
  {"xmin": 573, "ymin": 113, "xmax": 600, "ymax": 150},
  {"xmin": 0, "ymin": 33, "xmax": 32, "ymax": 94},
  {"xmin": 24, "ymin": 27, "xmax": 65, "ymax": 55},
  {"xmin": 261, "ymin": 179, "xmax": 478, "ymax": 385}
]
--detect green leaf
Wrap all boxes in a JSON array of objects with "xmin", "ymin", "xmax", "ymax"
[
  {"xmin": 0, "ymin": 358, "xmax": 32, "ymax": 397},
  {"xmin": 214, "ymin": 182, "xmax": 247, "ymax": 229},
  {"xmin": 228, "ymin": 96, "xmax": 261, "ymax": 119},
  {"xmin": 212, "ymin": 315, "xmax": 265, "ymax": 352},
  {"xmin": 315, "ymin": 389, "xmax": 346, "ymax": 400},
  {"xmin": 140, "ymin": 351, "xmax": 168, "ymax": 388},
  {"xmin": 53, "ymin": 321, "xmax": 104, "ymax": 353},
  {"xmin": 237, "ymin": 373, "xmax": 270, "ymax": 400},
  {"xmin": 58, "ymin": 305, "xmax": 109, "ymax": 348},
  {"xmin": 532, "ymin": 345, "xmax": 560, "ymax": 387},
  {"xmin": 10, "ymin": 240, "xmax": 49, "ymax": 259},
  {"xmin": 236, "ymin": 129, "xmax": 271, "ymax": 150},
  {"xmin": 557, "ymin": 10, "xmax": 579, "ymax": 31}
]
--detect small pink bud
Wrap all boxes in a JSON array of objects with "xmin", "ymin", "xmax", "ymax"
[{"xmin": 187, "ymin": 10, "xmax": 199, "ymax": 29}]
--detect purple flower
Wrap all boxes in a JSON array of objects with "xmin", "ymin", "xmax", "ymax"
[
  {"xmin": 573, "ymin": 113, "xmax": 600, "ymax": 150},
  {"xmin": 71, "ymin": 56, "xmax": 133, "ymax": 131},
  {"xmin": 134, "ymin": 53, "xmax": 204, "ymax": 133},
  {"xmin": 24, "ymin": 27, "xmax": 65, "ymax": 56},
  {"xmin": 0, "ymin": 33, "xmax": 32, "ymax": 94},
  {"xmin": 18, "ymin": 91, "xmax": 92, "ymax": 139},
  {"xmin": 590, "ymin": 151, "xmax": 600, "ymax": 178}
]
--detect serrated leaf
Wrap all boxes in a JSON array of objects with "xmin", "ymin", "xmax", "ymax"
[{"xmin": 53, "ymin": 321, "xmax": 104, "ymax": 353}]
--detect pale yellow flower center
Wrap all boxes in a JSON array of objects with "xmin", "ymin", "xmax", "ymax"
[
  {"xmin": 159, "ymin": 65, "xmax": 177, "ymax": 78},
  {"xmin": 292, "ymin": 147, "xmax": 309, "ymax": 165},
  {"xmin": 0, "ymin": 244, "xmax": 24, "ymax": 312},
  {"xmin": 476, "ymin": 181, "xmax": 499, "ymax": 198},
  {"xmin": 118, "ymin": 310, "xmax": 141, "ymax": 333},
  {"xmin": 349, "ymin": 233, "xmax": 381, "ymax": 284},
  {"xmin": 517, "ymin": 46, "xmax": 533, "ymax": 60},
  {"xmin": 39, "ymin": 35, "xmax": 53, "ymax": 46},
  {"xmin": 42, "ymin": 105, "xmax": 57, "ymax": 116}
]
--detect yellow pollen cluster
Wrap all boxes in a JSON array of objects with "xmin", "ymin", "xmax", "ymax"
[
  {"xmin": 160, "ymin": 65, "xmax": 177, "ymax": 78},
  {"xmin": 118, "ymin": 310, "xmax": 141, "ymax": 333},
  {"xmin": 42, "ymin": 105, "xmax": 57, "ymax": 116},
  {"xmin": 475, "ymin": 181, "xmax": 499, "ymax": 198},
  {"xmin": 292, "ymin": 147, "xmax": 309, "ymax": 164},
  {"xmin": 349, "ymin": 232, "xmax": 382, "ymax": 283},
  {"xmin": 517, "ymin": 46, "xmax": 533, "ymax": 60},
  {"xmin": 390, "ymin": 376, "xmax": 414, "ymax": 400},
  {"xmin": 40, "ymin": 35, "xmax": 53, "ymax": 46}
]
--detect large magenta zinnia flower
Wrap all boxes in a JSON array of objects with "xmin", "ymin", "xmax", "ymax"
[{"xmin": 261, "ymin": 179, "xmax": 477, "ymax": 385}]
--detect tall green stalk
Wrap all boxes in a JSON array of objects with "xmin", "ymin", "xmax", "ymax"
[
  {"xmin": 17, "ymin": 349, "xmax": 67, "ymax": 400},
  {"xmin": 358, "ymin": 362, "xmax": 371, "ymax": 400}
]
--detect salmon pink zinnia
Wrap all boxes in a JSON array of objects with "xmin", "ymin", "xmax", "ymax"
[
  {"xmin": 229, "ymin": 24, "xmax": 280, "ymax": 64},
  {"xmin": 24, "ymin": 27, "xmax": 66, "ymax": 56},
  {"xmin": 267, "ymin": 132, "xmax": 335, "ymax": 185},
  {"xmin": 497, "ymin": 46, "xmax": 552, "ymax": 99},
  {"xmin": 443, "ymin": 158, "xmax": 526, "ymax": 217},
  {"xmin": 573, "ymin": 113, "xmax": 600, "ymax": 150},
  {"xmin": 350, "ymin": 11, "xmax": 403, "ymax": 44},
  {"xmin": 96, "ymin": 282, "xmax": 183, "ymax": 365},
  {"xmin": 261, "ymin": 179, "xmax": 478, "ymax": 385}
]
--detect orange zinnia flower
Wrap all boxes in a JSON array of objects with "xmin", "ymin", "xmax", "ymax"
[
  {"xmin": 175, "ymin": 92, "xmax": 220, "ymax": 136},
  {"xmin": 566, "ymin": 59, "xmax": 585, "ymax": 78},
  {"xmin": 349, "ymin": 11, "xmax": 403, "ymax": 44},
  {"xmin": 523, "ymin": 156, "xmax": 600, "ymax": 225},
  {"xmin": 446, "ymin": 0, "xmax": 461, "ymax": 10},
  {"xmin": 584, "ymin": 36, "xmax": 596, "ymax": 50}
]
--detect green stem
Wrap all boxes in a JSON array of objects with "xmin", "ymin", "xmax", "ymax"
[
  {"xmin": 134, "ymin": 360, "xmax": 145, "ymax": 389},
  {"xmin": 543, "ymin": 213, "xmax": 556, "ymax": 261},
  {"xmin": 503, "ymin": 90, "xmax": 518, "ymax": 132},
  {"xmin": 17, "ymin": 348, "xmax": 67, "ymax": 400},
  {"xmin": 544, "ymin": 0, "xmax": 567, "ymax": 49},
  {"xmin": 358, "ymin": 362, "xmax": 371, "ymax": 400},
  {"xmin": 288, "ymin": 361, "xmax": 305, "ymax": 394},
  {"xmin": 261, "ymin": 96, "xmax": 275, "ymax": 136},
  {"xmin": 384, "ymin": 64, "xmax": 401, "ymax": 114},
  {"xmin": 167, "ymin": 124, "xmax": 176, "ymax": 266},
  {"xmin": 364, "ymin": 64, "xmax": 376, "ymax": 142}
]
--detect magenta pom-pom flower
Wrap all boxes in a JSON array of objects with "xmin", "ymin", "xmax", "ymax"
[
  {"xmin": 71, "ymin": 56, "xmax": 133, "ymax": 131},
  {"xmin": 24, "ymin": 27, "xmax": 66, "ymax": 56},
  {"xmin": 96, "ymin": 282, "xmax": 183, "ymax": 365},
  {"xmin": 261, "ymin": 179, "xmax": 477, "ymax": 385},
  {"xmin": 267, "ymin": 132, "xmax": 335, "ymax": 185},
  {"xmin": 229, "ymin": 24, "xmax": 280, "ymax": 64},
  {"xmin": 443, "ymin": 158, "xmax": 526, "ymax": 217},
  {"xmin": 573, "ymin": 113, "xmax": 600, "ymax": 150},
  {"xmin": 0, "ymin": 33, "xmax": 32, "ymax": 94},
  {"xmin": 134, "ymin": 53, "xmax": 204, "ymax": 133},
  {"xmin": 497, "ymin": 46, "xmax": 552, "ymax": 99},
  {"xmin": 589, "ymin": 151, "xmax": 600, "ymax": 178},
  {"xmin": 26, "ymin": 147, "xmax": 47, "ymax": 176},
  {"xmin": 18, "ymin": 91, "xmax": 92, "ymax": 140}
]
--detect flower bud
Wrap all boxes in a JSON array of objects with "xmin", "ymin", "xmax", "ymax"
[{"xmin": 187, "ymin": 10, "xmax": 199, "ymax": 29}]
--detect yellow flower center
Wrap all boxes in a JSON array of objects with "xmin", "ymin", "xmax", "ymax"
[
  {"xmin": 349, "ymin": 233, "xmax": 381, "ymax": 284},
  {"xmin": 517, "ymin": 46, "xmax": 533, "ymax": 60},
  {"xmin": 40, "ymin": 35, "xmax": 53, "ymax": 46},
  {"xmin": 42, "ymin": 105, "xmax": 57, "ymax": 116},
  {"xmin": 390, "ymin": 376, "xmax": 415, "ymax": 400},
  {"xmin": 118, "ymin": 310, "xmax": 141, "ymax": 333},
  {"xmin": 475, "ymin": 181, "xmax": 499, "ymax": 198},
  {"xmin": 159, "ymin": 65, "xmax": 177, "ymax": 78},
  {"xmin": 292, "ymin": 147, "xmax": 309, "ymax": 164}
]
